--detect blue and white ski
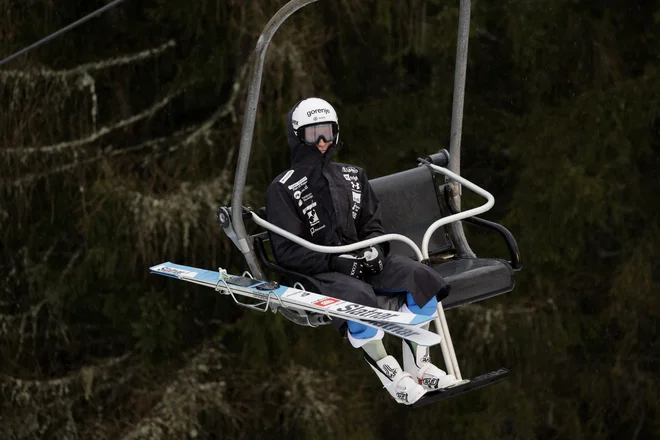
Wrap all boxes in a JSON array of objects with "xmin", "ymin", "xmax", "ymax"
[{"xmin": 150, "ymin": 262, "xmax": 442, "ymax": 346}]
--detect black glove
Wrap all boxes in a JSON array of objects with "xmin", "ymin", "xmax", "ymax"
[
  {"xmin": 359, "ymin": 245, "xmax": 385, "ymax": 275},
  {"xmin": 329, "ymin": 253, "xmax": 365, "ymax": 279}
]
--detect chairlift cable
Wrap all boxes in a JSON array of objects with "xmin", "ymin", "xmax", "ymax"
[{"xmin": 0, "ymin": 0, "xmax": 132, "ymax": 68}]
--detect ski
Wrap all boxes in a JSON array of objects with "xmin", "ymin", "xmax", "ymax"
[{"xmin": 150, "ymin": 262, "xmax": 441, "ymax": 346}]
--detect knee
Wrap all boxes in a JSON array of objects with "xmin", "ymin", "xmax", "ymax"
[
  {"xmin": 406, "ymin": 293, "xmax": 438, "ymax": 316},
  {"xmin": 346, "ymin": 321, "xmax": 384, "ymax": 348},
  {"xmin": 347, "ymin": 321, "xmax": 378, "ymax": 338},
  {"xmin": 353, "ymin": 286, "xmax": 379, "ymax": 308}
]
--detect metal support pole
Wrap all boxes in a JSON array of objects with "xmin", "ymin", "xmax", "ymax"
[
  {"xmin": 448, "ymin": 0, "xmax": 476, "ymax": 259},
  {"xmin": 436, "ymin": 303, "xmax": 462, "ymax": 380}
]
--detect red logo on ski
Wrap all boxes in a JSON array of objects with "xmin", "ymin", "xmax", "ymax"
[{"xmin": 313, "ymin": 297, "xmax": 341, "ymax": 307}]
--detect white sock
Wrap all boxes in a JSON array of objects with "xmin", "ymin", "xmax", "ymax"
[
  {"xmin": 361, "ymin": 340, "xmax": 388, "ymax": 361},
  {"xmin": 347, "ymin": 328, "xmax": 384, "ymax": 348}
]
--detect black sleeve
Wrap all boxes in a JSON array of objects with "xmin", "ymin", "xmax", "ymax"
[
  {"xmin": 265, "ymin": 182, "xmax": 331, "ymax": 275},
  {"xmin": 356, "ymin": 170, "xmax": 386, "ymax": 242}
]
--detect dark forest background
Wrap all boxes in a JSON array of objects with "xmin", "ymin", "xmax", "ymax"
[{"xmin": 1, "ymin": 0, "xmax": 659, "ymax": 439}]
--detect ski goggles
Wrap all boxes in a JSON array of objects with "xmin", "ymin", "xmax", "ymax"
[{"xmin": 298, "ymin": 122, "xmax": 338, "ymax": 146}]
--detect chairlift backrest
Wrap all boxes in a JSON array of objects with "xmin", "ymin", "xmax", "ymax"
[{"xmin": 370, "ymin": 167, "xmax": 453, "ymax": 258}]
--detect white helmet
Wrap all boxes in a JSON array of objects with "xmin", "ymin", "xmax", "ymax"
[{"xmin": 291, "ymin": 97, "xmax": 339, "ymax": 146}]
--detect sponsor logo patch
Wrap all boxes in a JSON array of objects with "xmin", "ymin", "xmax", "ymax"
[
  {"xmin": 343, "ymin": 174, "xmax": 358, "ymax": 181},
  {"xmin": 307, "ymin": 108, "xmax": 330, "ymax": 118},
  {"xmin": 310, "ymin": 224, "xmax": 326, "ymax": 236},
  {"xmin": 335, "ymin": 304, "xmax": 397, "ymax": 321},
  {"xmin": 351, "ymin": 203, "xmax": 361, "ymax": 219},
  {"xmin": 351, "ymin": 181, "xmax": 361, "ymax": 191},
  {"xmin": 302, "ymin": 202, "xmax": 317, "ymax": 214},
  {"xmin": 363, "ymin": 320, "xmax": 421, "ymax": 338},
  {"xmin": 156, "ymin": 266, "xmax": 198, "ymax": 278},
  {"xmin": 307, "ymin": 210, "xmax": 320, "ymax": 226},
  {"xmin": 279, "ymin": 169, "xmax": 295, "ymax": 184},
  {"xmin": 342, "ymin": 166, "xmax": 358, "ymax": 173},
  {"xmin": 352, "ymin": 192, "xmax": 361, "ymax": 204},
  {"xmin": 313, "ymin": 297, "xmax": 341, "ymax": 307},
  {"xmin": 288, "ymin": 177, "xmax": 308, "ymax": 191},
  {"xmin": 423, "ymin": 377, "xmax": 440, "ymax": 389},
  {"xmin": 293, "ymin": 186, "xmax": 309, "ymax": 206},
  {"xmin": 383, "ymin": 365, "xmax": 399, "ymax": 380}
]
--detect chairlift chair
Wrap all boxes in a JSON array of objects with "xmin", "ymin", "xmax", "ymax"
[{"xmin": 217, "ymin": 0, "xmax": 523, "ymax": 406}]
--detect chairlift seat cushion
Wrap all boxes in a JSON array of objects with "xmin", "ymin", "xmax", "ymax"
[
  {"xmin": 433, "ymin": 258, "xmax": 514, "ymax": 309},
  {"xmin": 370, "ymin": 166, "xmax": 515, "ymax": 309}
]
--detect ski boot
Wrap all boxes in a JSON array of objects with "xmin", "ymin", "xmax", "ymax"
[
  {"xmin": 402, "ymin": 340, "xmax": 457, "ymax": 391},
  {"xmin": 367, "ymin": 355, "xmax": 426, "ymax": 405}
]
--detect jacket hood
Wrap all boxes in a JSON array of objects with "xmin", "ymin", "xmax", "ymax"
[{"xmin": 286, "ymin": 100, "xmax": 338, "ymax": 166}]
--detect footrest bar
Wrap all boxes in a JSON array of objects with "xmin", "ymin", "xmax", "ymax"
[{"xmin": 412, "ymin": 368, "xmax": 509, "ymax": 408}]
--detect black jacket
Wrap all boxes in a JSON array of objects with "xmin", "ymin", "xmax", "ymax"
[{"xmin": 265, "ymin": 104, "xmax": 385, "ymax": 274}]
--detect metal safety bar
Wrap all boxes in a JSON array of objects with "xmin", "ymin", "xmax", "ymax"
[
  {"xmin": 250, "ymin": 212, "xmax": 424, "ymax": 261},
  {"xmin": 421, "ymin": 164, "xmax": 495, "ymax": 260}
]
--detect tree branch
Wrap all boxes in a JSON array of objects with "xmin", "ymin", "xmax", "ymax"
[
  {"xmin": 0, "ymin": 352, "xmax": 132, "ymax": 407},
  {"xmin": 3, "ymin": 87, "xmax": 189, "ymax": 155},
  {"xmin": 0, "ymin": 352, "xmax": 133, "ymax": 439},
  {"xmin": 0, "ymin": 40, "xmax": 176, "ymax": 81},
  {"xmin": 6, "ymin": 126, "xmax": 197, "ymax": 186}
]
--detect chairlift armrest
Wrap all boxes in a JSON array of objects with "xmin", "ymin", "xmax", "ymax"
[
  {"xmin": 444, "ymin": 187, "xmax": 522, "ymax": 271},
  {"xmin": 416, "ymin": 159, "xmax": 495, "ymax": 260}
]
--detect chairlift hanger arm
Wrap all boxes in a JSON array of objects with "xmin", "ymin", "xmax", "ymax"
[
  {"xmin": 230, "ymin": 0, "xmax": 321, "ymax": 279},
  {"xmin": 447, "ymin": 0, "xmax": 476, "ymax": 259}
]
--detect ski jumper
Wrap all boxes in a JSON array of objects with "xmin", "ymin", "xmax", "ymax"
[{"xmin": 265, "ymin": 101, "xmax": 450, "ymax": 336}]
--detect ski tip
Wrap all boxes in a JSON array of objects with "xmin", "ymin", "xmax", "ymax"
[
  {"xmin": 150, "ymin": 262, "xmax": 180, "ymax": 279},
  {"xmin": 149, "ymin": 261, "xmax": 172, "ymax": 271},
  {"xmin": 149, "ymin": 262, "xmax": 201, "ymax": 280}
]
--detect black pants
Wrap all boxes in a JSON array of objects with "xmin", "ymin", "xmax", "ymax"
[{"xmin": 312, "ymin": 255, "xmax": 450, "ymax": 331}]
